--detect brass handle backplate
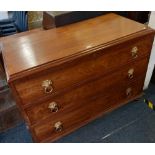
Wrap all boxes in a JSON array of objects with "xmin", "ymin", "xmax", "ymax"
[
  {"xmin": 42, "ymin": 80, "xmax": 53, "ymax": 94},
  {"xmin": 126, "ymin": 88, "xmax": 132, "ymax": 96},
  {"xmin": 48, "ymin": 102, "xmax": 59, "ymax": 112},
  {"xmin": 54, "ymin": 121, "xmax": 63, "ymax": 132},
  {"xmin": 131, "ymin": 46, "xmax": 138, "ymax": 59},
  {"xmin": 128, "ymin": 68, "xmax": 134, "ymax": 79}
]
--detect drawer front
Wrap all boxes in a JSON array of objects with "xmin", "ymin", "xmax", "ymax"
[
  {"xmin": 15, "ymin": 35, "xmax": 153, "ymax": 106},
  {"xmin": 26, "ymin": 57, "xmax": 148, "ymax": 124},
  {"xmin": 32, "ymin": 78, "xmax": 144, "ymax": 142}
]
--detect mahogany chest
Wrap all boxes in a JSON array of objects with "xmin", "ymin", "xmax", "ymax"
[{"xmin": 1, "ymin": 13, "xmax": 155, "ymax": 142}]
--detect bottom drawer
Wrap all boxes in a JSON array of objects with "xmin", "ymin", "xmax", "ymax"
[{"xmin": 31, "ymin": 78, "xmax": 144, "ymax": 142}]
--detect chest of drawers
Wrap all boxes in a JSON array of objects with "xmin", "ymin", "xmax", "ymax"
[{"xmin": 1, "ymin": 13, "xmax": 155, "ymax": 142}]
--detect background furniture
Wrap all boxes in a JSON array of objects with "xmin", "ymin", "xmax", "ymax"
[
  {"xmin": 42, "ymin": 11, "xmax": 150, "ymax": 29},
  {"xmin": 0, "ymin": 11, "xmax": 28, "ymax": 37},
  {"xmin": 0, "ymin": 17, "xmax": 17, "ymax": 37}
]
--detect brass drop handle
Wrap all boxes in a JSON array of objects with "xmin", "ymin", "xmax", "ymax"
[
  {"xmin": 42, "ymin": 80, "xmax": 53, "ymax": 94},
  {"xmin": 126, "ymin": 88, "xmax": 132, "ymax": 96},
  {"xmin": 131, "ymin": 46, "xmax": 138, "ymax": 59},
  {"xmin": 54, "ymin": 121, "xmax": 63, "ymax": 132},
  {"xmin": 48, "ymin": 102, "xmax": 59, "ymax": 112},
  {"xmin": 128, "ymin": 68, "xmax": 134, "ymax": 79}
]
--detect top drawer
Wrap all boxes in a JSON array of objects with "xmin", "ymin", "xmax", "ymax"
[{"xmin": 14, "ymin": 34, "xmax": 153, "ymax": 106}]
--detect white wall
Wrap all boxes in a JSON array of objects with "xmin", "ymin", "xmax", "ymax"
[
  {"xmin": 144, "ymin": 11, "xmax": 155, "ymax": 89},
  {"xmin": 0, "ymin": 11, "xmax": 8, "ymax": 20}
]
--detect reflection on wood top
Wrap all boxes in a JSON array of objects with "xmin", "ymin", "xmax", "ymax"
[{"xmin": 1, "ymin": 13, "xmax": 153, "ymax": 81}]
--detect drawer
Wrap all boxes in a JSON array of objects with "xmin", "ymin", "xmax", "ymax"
[
  {"xmin": 14, "ymin": 35, "xmax": 152, "ymax": 106},
  {"xmin": 26, "ymin": 57, "xmax": 148, "ymax": 124},
  {"xmin": 32, "ymin": 78, "xmax": 144, "ymax": 142}
]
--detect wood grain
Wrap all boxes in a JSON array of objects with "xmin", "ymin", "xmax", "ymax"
[
  {"xmin": 32, "ymin": 78, "xmax": 144, "ymax": 142},
  {"xmin": 1, "ymin": 13, "xmax": 153, "ymax": 81},
  {"xmin": 26, "ymin": 57, "xmax": 149, "ymax": 124},
  {"xmin": 14, "ymin": 35, "xmax": 153, "ymax": 106}
]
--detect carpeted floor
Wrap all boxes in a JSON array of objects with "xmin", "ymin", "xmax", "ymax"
[{"xmin": 0, "ymin": 83, "xmax": 155, "ymax": 143}]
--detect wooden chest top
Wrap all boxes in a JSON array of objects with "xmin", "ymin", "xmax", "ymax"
[{"xmin": 1, "ymin": 13, "xmax": 153, "ymax": 82}]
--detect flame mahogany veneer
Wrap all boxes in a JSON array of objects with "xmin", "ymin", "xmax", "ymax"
[{"xmin": 1, "ymin": 13, "xmax": 155, "ymax": 142}]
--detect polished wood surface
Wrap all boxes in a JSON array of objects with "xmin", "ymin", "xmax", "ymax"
[
  {"xmin": 14, "ymin": 34, "xmax": 153, "ymax": 106},
  {"xmin": 1, "ymin": 13, "xmax": 152, "ymax": 82},
  {"xmin": 32, "ymin": 78, "xmax": 145, "ymax": 142},
  {"xmin": 26, "ymin": 57, "xmax": 149, "ymax": 124},
  {"xmin": 2, "ymin": 13, "xmax": 155, "ymax": 142}
]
